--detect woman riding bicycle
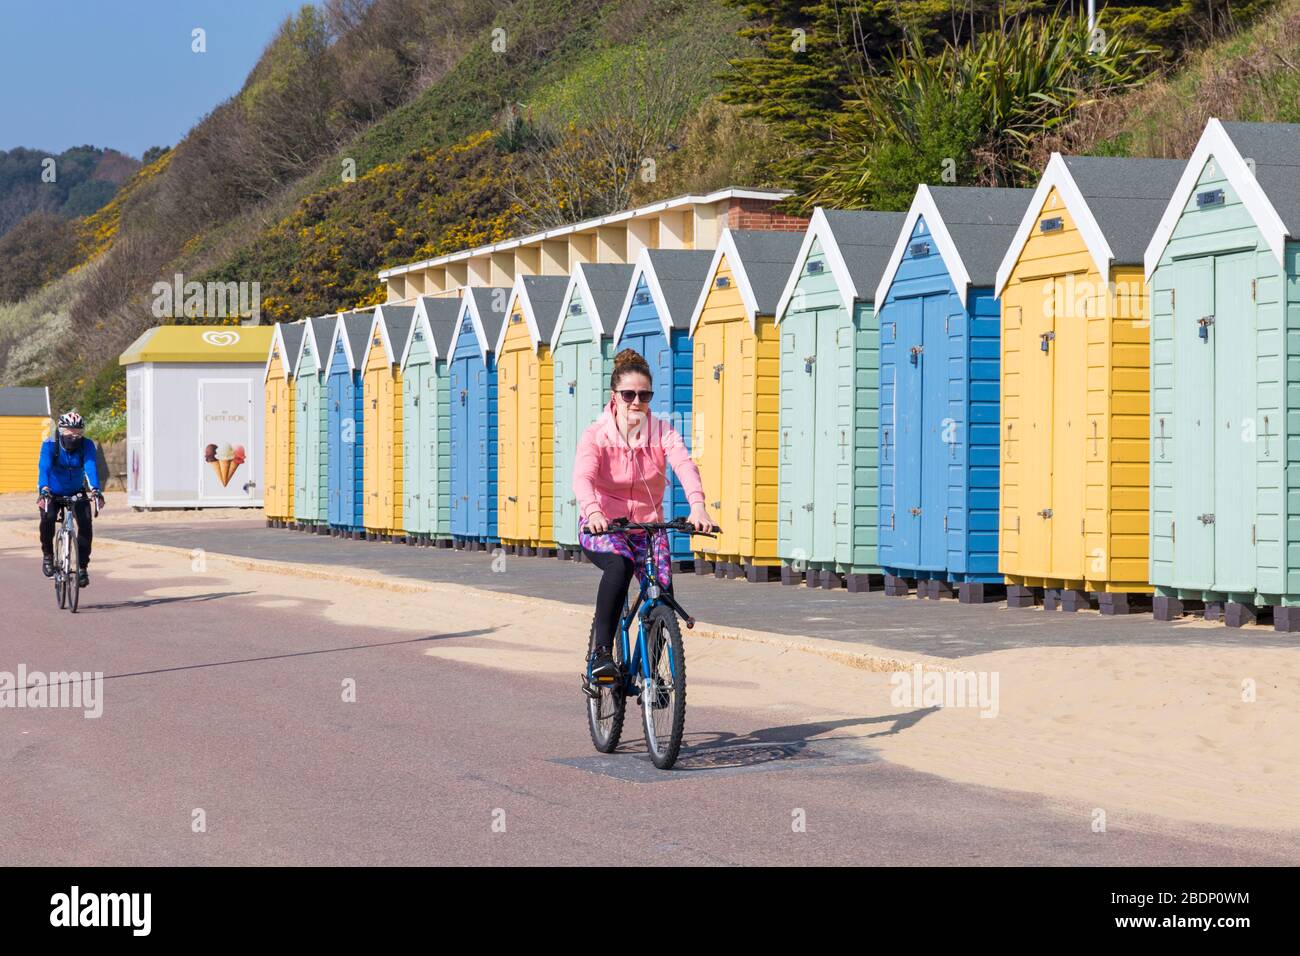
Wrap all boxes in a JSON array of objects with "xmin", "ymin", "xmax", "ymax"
[{"xmin": 572, "ymin": 349, "xmax": 715, "ymax": 682}]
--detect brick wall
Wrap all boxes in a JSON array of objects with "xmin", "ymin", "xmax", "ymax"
[{"xmin": 722, "ymin": 198, "xmax": 809, "ymax": 232}]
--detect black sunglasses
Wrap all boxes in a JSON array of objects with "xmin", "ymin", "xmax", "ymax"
[{"xmin": 616, "ymin": 389, "xmax": 654, "ymax": 404}]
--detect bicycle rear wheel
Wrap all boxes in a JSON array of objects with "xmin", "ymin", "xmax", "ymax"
[
  {"xmin": 586, "ymin": 620, "xmax": 626, "ymax": 753},
  {"xmin": 641, "ymin": 605, "xmax": 686, "ymax": 770},
  {"xmin": 66, "ymin": 533, "xmax": 80, "ymax": 613}
]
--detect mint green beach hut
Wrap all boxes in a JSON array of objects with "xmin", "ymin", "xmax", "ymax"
[
  {"xmin": 400, "ymin": 296, "xmax": 460, "ymax": 547},
  {"xmin": 550, "ymin": 262, "xmax": 635, "ymax": 557},
  {"xmin": 1145, "ymin": 119, "xmax": 1300, "ymax": 630},
  {"xmin": 293, "ymin": 315, "xmax": 335, "ymax": 530}
]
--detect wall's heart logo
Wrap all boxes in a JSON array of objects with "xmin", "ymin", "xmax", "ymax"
[{"xmin": 202, "ymin": 330, "xmax": 241, "ymax": 347}]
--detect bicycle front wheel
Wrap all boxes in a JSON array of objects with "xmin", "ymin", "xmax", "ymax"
[
  {"xmin": 641, "ymin": 605, "xmax": 686, "ymax": 770},
  {"xmin": 586, "ymin": 620, "xmax": 626, "ymax": 753},
  {"xmin": 66, "ymin": 534, "xmax": 79, "ymax": 613}
]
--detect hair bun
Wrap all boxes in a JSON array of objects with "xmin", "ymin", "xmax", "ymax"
[{"xmin": 614, "ymin": 348, "xmax": 643, "ymax": 369}]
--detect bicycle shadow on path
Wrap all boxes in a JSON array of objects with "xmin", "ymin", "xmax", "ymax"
[
  {"xmin": 564, "ymin": 709, "xmax": 938, "ymax": 781},
  {"xmin": 79, "ymin": 590, "xmax": 256, "ymax": 612}
]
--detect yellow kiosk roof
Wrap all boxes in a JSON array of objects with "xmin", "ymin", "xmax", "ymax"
[{"xmin": 119, "ymin": 325, "xmax": 275, "ymax": 365}]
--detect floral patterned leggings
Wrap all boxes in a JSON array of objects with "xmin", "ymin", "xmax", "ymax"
[{"xmin": 579, "ymin": 528, "xmax": 672, "ymax": 653}]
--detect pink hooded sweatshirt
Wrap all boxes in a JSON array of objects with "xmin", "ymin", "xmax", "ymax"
[{"xmin": 572, "ymin": 399, "xmax": 706, "ymax": 526}]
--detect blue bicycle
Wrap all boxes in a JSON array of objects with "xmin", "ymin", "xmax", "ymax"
[{"xmin": 581, "ymin": 516, "xmax": 719, "ymax": 770}]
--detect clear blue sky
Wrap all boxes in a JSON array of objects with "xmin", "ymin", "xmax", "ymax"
[{"xmin": 0, "ymin": 0, "xmax": 317, "ymax": 158}]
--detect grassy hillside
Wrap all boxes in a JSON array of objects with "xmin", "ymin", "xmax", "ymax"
[{"xmin": 0, "ymin": 0, "xmax": 1291, "ymax": 436}]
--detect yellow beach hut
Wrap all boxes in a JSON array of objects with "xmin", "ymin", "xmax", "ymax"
[
  {"xmin": 687, "ymin": 228, "xmax": 804, "ymax": 582},
  {"xmin": 0, "ymin": 387, "xmax": 52, "ymax": 493},
  {"xmin": 361, "ymin": 304, "xmax": 416, "ymax": 540},
  {"xmin": 994, "ymin": 154, "xmax": 1182, "ymax": 613},
  {"xmin": 496, "ymin": 275, "xmax": 569, "ymax": 556},
  {"xmin": 263, "ymin": 321, "xmax": 304, "ymax": 527}
]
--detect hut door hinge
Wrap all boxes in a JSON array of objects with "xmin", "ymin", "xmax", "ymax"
[
  {"xmin": 889, "ymin": 512, "xmax": 895, "ymax": 530},
  {"xmin": 943, "ymin": 515, "xmax": 948, "ymax": 532},
  {"xmin": 1171, "ymin": 520, "xmax": 1175, "ymax": 544},
  {"xmin": 1037, "ymin": 508, "xmax": 1053, "ymax": 519},
  {"xmin": 1198, "ymin": 513, "xmax": 1215, "ymax": 525},
  {"xmin": 1252, "ymin": 523, "xmax": 1257, "ymax": 545},
  {"xmin": 1252, "ymin": 279, "xmax": 1257, "ymax": 301}
]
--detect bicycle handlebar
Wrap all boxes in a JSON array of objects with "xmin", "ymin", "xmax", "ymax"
[
  {"xmin": 582, "ymin": 516, "xmax": 721, "ymax": 538},
  {"xmin": 43, "ymin": 489, "xmax": 100, "ymax": 517}
]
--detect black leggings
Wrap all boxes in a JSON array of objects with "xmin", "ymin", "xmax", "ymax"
[
  {"xmin": 39, "ymin": 499, "xmax": 93, "ymax": 568},
  {"xmin": 583, "ymin": 548, "xmax": 673, "ymax": 653}
]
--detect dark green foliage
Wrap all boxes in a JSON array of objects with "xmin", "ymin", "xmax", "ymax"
[{"xmin": 0, "ymin": 212, "xmax": 80, "ymax": 304}]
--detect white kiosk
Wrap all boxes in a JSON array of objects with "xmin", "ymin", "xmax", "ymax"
[{"xmin": 120, "ymin": 325, "xmax": 274, "ymax": 508}]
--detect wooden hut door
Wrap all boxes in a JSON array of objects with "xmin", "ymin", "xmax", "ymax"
[
  {"xmin": 1049, "ymin": 275, "xmax": 1087, "ymax": 579},
  {"xmin": 498, "ymin": 349, "xmax": 518, "ymax": 540},
  {"xmin": 893, "ymin": 297, "xmax": 924, "ymax": 569},
  {"xmin": 1171, "ymin": 257, "xmax": 1215, "ymax": 588},
  {"xmin": 693, "ymin": 322, "xmax": 725, "ymax": 555},
  {"xmin": 404, "ymin": 370, "xmax": 422, "ymax": 529},
  {"xmin": 1212, "ymin": 252, "xmax": 1256, "ymax": 591},
  {"xmin": 722, "ymin": 320, "xmax": 745, "ymax": 555},
  {"xmin": 917, "ymin": 294, "xmax": 949, "ymax": 570},
  {"xmin": 782, "ymin": 314, "xmax": 817, "ymax": 555},
  {"xmin": 1019, "ymin": 277, "xmax": 1055, "ymax": 575},
  {"xmin": 423, "ymin": 369, "xmax": 438, "ymax": 533},
  {"xmin": 524, "ymin": 353, "xmax": 541, "ymax": 540}
]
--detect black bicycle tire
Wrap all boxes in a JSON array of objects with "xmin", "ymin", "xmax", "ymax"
[
  {"xmin": 641, "ymin": 604, "xmax": 686, "ymax": 770},
  {"xmin": 67, "ymin": 531, "xmax": 79, "ymax": 613},
  {"xmin": 586, "ymin": 619, "xmax": 626, "ymax": 753}
]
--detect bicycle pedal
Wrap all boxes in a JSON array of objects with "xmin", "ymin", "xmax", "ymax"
[{"xmin": 580, "ymin": 676, "xmax": 600, "ymax": 699}]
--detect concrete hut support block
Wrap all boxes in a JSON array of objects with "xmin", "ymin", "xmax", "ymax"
[
  {"xmin": 694, "ymin": 559, "xmax": 713, "ymax": 576},
  {"xmin": 1098, "ymin": 592, "xmax": 1152, "ymax": 616},
  {"xmin": 727, "ymin": 562, "xmax": 744, "ymax": 580},
  {"xmin": 746, "ymin": 563, "xmax": 777, "ymax": 584},
  {"xmin": 845, "ymin": 573, "xmax": 881, "ymax": 593},
  {"xmin": 1224, "ymin": 602, "xmax": 1258, "ymax": 628},
  {"xmin": 1273, "ymin": 606, "xmax": 1300, "ymax": 632},
  {"xmin": 556, "ymin": 548, "xmax": 572, "ymax": 561},
  {"xmin": 781, "ymin": 564, "xmax": 804, "ymax": 586},
  {"xmin": 713, "ymin": 561, "xmax": 728, "ymax": 579},
  {"xmin": 1203, "ymin": 601, "xmax": 1225, "ymax": 622},
  {"xmin": 883, "ymin": 574, "xmax": 912, "ymax": 597},
  {"xmin": 958, "ymin": 582, "xmax": 1005, "ymax": 604},
  {"xmin": 672, "ymin": 559, "xmax": 695, "ymax": 574},
  {"xmin": 1006, "ymin": 584, "xmax": 1039, "ymax": 608},
  {"xmin": 821, "ymin": 570, "xmax": 844, "ymax": 589}
]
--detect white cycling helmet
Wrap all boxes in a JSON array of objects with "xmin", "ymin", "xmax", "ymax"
[{"xmin": 57, "ymin": 411, "xmax": 84, "ymax": 430}]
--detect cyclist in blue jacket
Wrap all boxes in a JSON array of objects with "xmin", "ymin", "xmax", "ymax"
[{"xmin": 38, "ymin": 411, "xmax": 104, "ymax": 587}]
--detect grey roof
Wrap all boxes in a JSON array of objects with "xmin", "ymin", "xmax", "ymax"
[
  {"xmin": 0, "ymin": 386, "xmax": 50, "ymax": 417},
  {"xmin": 576, "ymin": 263, "xmax": 635, "ymax": 335},
  {"xmin": 520, "ymin": 275, "xmax": 570, "ymax": 342},
  {"xmin": 303, "ymin": 315, "xmax": 335, "ymax": 370},
  {"xmin": 728, "ymin": 230, "xmax": 805, "ymax": 313},
  {"xmin": 418, "ymin": 297, "xmax": 461, "ymax": 357},
  {"xmin": 927, "ymin": 186, "xmax": 1035, "ymax": 287},
  {"xmin": 643, "ymin": 250, "xmax": 714, "ymax": 330},
  {"xmin": 377, "ymin": 305, "xmax": 415, "ymax": 362},
  {"xmin": 820, "ymin": 211, "xmax": 909, "ymax": 301},
  {"xmin": 468, "ymin": 287, "xmax": 509, "ymax": 350},
  {"xmin": 342, "ymin": 311, "xmax": 374, "ymax": 367},
  {"xmin": 1218, "ymin": 121, "xmax": 1300, "ymax": 239},
  {"xmin": 278, "ymin": 322, "xmax": 305, "ymax": 376},
  {"xmin": 1061, "ymin": 156, "xmax": 1185, "ymax": 265}
]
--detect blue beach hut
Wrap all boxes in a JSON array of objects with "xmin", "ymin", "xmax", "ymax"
[
  {"xmin": 873, "ymin": 185, "xmax": 1033, "ymax": 602},
  {"xmin": 447, "ymin": 287, "xmax": 509, "ymax": 549},
  {"xmin": 325, "ymin": 311, "xmax": 373, "ymax": 537},
  {"xmin": 610, "ymin": 248, "xmax": 714, "ymax": 565}
]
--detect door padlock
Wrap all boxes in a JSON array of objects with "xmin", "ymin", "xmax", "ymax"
[
  {"xmin": 713, "ymin": 363, "xmax": 723, "ymax": 381},
  {"xmin": 1198, "ymin": 316, "xmax": 1214, "ymax": 340},
  {"xmin": 1040, "ymin": 331, "xmax": 1055, "ymax": 353},
  {"xmin": 804, "ymin": 355, "xmax": 815, "ymax": 374},
  {"xmin": 909, "ymin": 345, "xmax": 923, "ymax": 366}
]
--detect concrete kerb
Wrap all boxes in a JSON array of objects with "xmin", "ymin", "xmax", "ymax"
[{"xmin": 91, "ymin": 533, "xmax": 954, "ymax": 677}]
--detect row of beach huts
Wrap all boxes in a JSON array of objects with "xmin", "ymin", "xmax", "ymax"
[{"xmin": 256, "ymin": 118, "xmax": 1300, "ymax": 630}]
